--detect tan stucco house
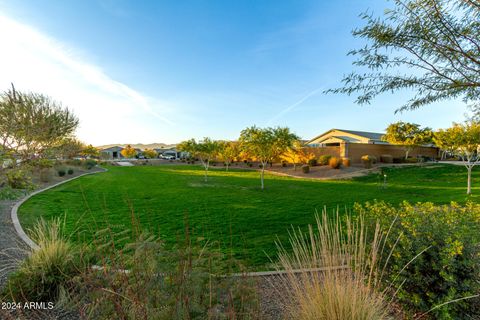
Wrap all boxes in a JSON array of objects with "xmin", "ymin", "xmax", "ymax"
[{"xmin": 305, "ymin": 129, "xmax": 438, "ymax": 163}]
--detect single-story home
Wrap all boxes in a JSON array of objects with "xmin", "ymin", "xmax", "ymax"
[
  {"xmin": 305, "ymin": 129, "xmax": 438, "ymax": 163},
  {"xmin": 154, "ymin": 147, "xmax": 188, "ymax": 159},
  {"xmin": 100, "ymin": 146, "xmax": 125, "ymax": 160}
]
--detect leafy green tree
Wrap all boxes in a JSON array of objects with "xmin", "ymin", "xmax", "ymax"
[
  {"xmin": 81, "ymin": 144, "xmax": 100, "ymax": 159},
  {"xmin": 239, "ymin": 126, "xmax": 298, "ymax": 189},
  {"xmin": 50, "ymin": 138, "xmax": 85, "ymax": 160},
  {"xmin": 281, "ymin": 140, "xmax": 305, "ymax": 170},
  {"xmin": 382, "ymin": 122, "xmax": 432, "ymax": 159},
  {"xmin": 329, "ymin": 0, "xmax": 480, "ymax": 112},
  {"xmin": 178, "ymin": 138, "xmax": 219, "ymax": 182},
  {"xmin": 433, "ymin": 129, "xmax": 457, "ymax": 160},
  {"xmin": 216, "ymin": 141, "xmax": 239, "ymax": 171},
  {"xmin": 121, "ymin": 145, "xmax": 137, "ymax": 159},
  {"xmin": 440, "ymin": 121, "xmax": 480, "ymax": 194},
  {"xmin": 143, "ymin": 148, "xmax": 158, "ymax": 159},
  {"xmin": 0, "ymin": 84, "xmax": 79, "ymax": 161}
]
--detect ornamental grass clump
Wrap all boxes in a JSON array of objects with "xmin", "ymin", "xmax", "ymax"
[{"xmin": 275, "ymin": 209, "xmax": 395, "ymax": 320}]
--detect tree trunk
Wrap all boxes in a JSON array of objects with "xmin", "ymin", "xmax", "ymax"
[
  {"xmin": 467, "ymin": 166, "xmax": 472, "ymax": 195},
  {"xmin": 293, "ymin": 163, "xmax": 297, "ymax": 171},
  {"xmin": 405, "ymin": 149, "xmax": 410, "ymax": 160},
  {"xmin": 203, "ymin": 159, "xmax": 209, "ymax": 182},
  {"xmin": 261, "ymin": 162, "xmax": 265, "ymax": 190},
  {"xmin": 226, "ymin": 162, "xmax": 229, "ymax": 171}
]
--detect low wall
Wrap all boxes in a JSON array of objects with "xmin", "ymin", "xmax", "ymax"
[{"xmin": 346, "ymin": 143, "xmax": 439, "ymax": 163}]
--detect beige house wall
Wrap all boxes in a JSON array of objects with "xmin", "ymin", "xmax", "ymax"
[
  {"xmin": 305, "ymin": 143, "xmax": 438, "ymax": 163},
  {"xmin": 346, "ymin": 143, "xmax": 439, "ymax": 163}
]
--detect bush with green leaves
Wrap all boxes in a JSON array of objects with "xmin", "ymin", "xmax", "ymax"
[
  {"xmin": 307, "ymin": 158, "xmax": 317, "ymax": 166},
  {"xmin": 84, "ymin": 159, "xmax": 96, "ymax": 169},
  {"xmin": 301, "ymin": 164, "xmax": 310, "ymax": 173},
  {"xmin": 57, "ymin": 168, "xmax": 66, "ymax": 177},
  {"xmin": 356, "ymin": 201, "xmax": 480, "ymax": 319},
  {"xmin": 318, "ymin": 155, "xmax": 332, "ymax": 165},
  {"xmin": 67, "ymin": 168, "xmax": 74, "ymax": 175},
  {"xmin": 5, "ymin": 167, "xmax": 34, "ymax": 190}
]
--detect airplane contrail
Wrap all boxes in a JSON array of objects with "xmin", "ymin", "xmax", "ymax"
[{"xmin": 266, "ymin": 86, "xmax": 323, "ymax": 125}]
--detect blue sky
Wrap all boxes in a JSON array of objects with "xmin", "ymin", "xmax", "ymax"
[{"xmin": 0, "ymin": 0, "xmax": 469, "ymax": 145}]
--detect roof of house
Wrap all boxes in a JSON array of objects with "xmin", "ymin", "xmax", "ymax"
[
  {"xmin": 101, "ymin": 146, "xmax": 124, "ymax": 152},
  {"xmin": 306, "ymin": 129, "xmax": 385, "ymax": 145}
]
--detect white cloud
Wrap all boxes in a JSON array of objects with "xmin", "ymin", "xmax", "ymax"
[{"xmin": 0, "ymin": 14, "xmax": 175, "ymax": 145}]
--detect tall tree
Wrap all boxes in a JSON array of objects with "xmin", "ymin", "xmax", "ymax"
[
  {"xmin": 0, "ymin": 84, "xmax": 79, "ymax": 161},
  {"xmin": 440, "ymin": 121, "xmax": 480, "ymax": 194},
  {"xmin": 281, "ymin": 140, "xmax": 306, "ymax": 171},
  {"xmin": 216, "ymin": 141, "xmax": 239, "ymax": 171},
  {"xmin": 239, "ymin": 126, "xmax": 298, "ymax": 189},
  {"xmin": 433, "ymin": 129, "xmax": 457, "ymax": 160},
  {"xmin": 329, "ymin": 0, "xmax": 480, "ymax": 112},
  {"xmin": 382, "ymin": 122, "xmax": 432, "ymax": 159},
  {"xmin": 121, "ymin": 145, "xmax": 137, "ymax": 159},
  {"xmin": 178, "ymin": 138, "xmax": 219, "ymax": 182}
]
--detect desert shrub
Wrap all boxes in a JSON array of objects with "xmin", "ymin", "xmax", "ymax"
[
  {"xmin": 39, "ymin": 168, "xmax": 52, "ymax": 182},
  {"xmin": 67, "ymin": 168, "xmax": 74, "ymax": 175},
  {"xmin": 281, "ymin": 160, "xmax": 287, "ymax": 167},
  {"xmin": 57, "ymin": 168, "xmax": 66, "ymax": 177},
  {"xmin": 380, "ymin": 154, "xmax": 393, "ymax": 163},
  {"xmin": 84, "ymin": 159, "xmax": 96, "ymax": 169},
  {"xmin": 5, "ymin": 168, "xmax": 34, "ymax": 190},
  {"xmin": 301, "ymin": 165, "xmax": 310, "ymax": 173},
  {"xmin": 36, "ymin": 158, "xmax": 55, "ymax": 169},
  {"xmin": 356, "ymin": 201, "xmax": 480, "ymax": 319},
  {"xmin": 318, "ymin": 155, "xmax": 332, "ymax": 165},
  {"xmin": 342, "ymin": 157, "xmax": 351, "ymax": 167},
  {"xmin": 307, "ymin": 158, "xmax": 318, "ymax": 166},
  {"xmin": 361, "ymin": 155, "xmax": 376, "ymax": 169},
  {"xmin": 276, "ymin": 210, "xmax": 393, "ymax": 320},
  {"xmin": 0, "ymin": 186, "xmax": 23, "ymax": 200},
  {"xmin": 393, "ymin": 157, "xmax": 405, "ymax": 163},
  {"xmin": 328, "ymin": 156, "xmax": 342, "ymax": 169},
  {"xmin": 2, "ymin": 218, "xmax": 85, "ymax": 302}
]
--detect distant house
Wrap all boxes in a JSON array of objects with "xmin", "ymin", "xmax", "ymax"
[
  {"xmin": 154, "ymin": 147, "xmax": 188, "ymax": 159},
  {"xmin": 100, "ymin": 146, "xmax": 125, "ymax": 160},
  {"xmin": 306, "ymin": 129, "xmax": 438, "ymax": 163}
]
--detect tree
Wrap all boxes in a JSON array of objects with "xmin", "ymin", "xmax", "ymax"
[
  {"xmin": 329, "ymin": 0, "xmax": 480, "ymax": 112},
  {"xmin": 439, "ymin": 121, "xmax": 480, "ymax": 194},
  {"xmin": 382, "ymin": 122, "xmax": 432, "ymax": 159},
  {"xmin": 52, "ymin": 138, "xmax": 85, "ymax": 159},
  {"xmin": 0, "ymin": 84, "xmax": 79, "ymax": 161},
  {"xmin": 239, "ymin": 126, "xmax": 298, "ymax": 189},
  {"xmin": 281, "ymin": 140, "xmax": 307, "ymax": 170},
  {"xmin": 143, "ymin": 149, "xmax": 158, "ymax": 159},
  {"xmin": 433, "ymin": 129, "xmax": 457, "ymax": 160},
  {"xmin": 178, "ymin": 138, "xmax": 219, "ymax": 182},
  {"xmin": 216, "ymin": 141, "xmax": 239, "ymax": 171},
  {"xmin": 121, "ymin": 145, "xmax": 137, "ymax": 159},
  {"xmin": 81, "ymin": 144, "xmax": 100, "ymax": 159}
]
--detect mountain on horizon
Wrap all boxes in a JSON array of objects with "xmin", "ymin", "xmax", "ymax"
[{"xmin": 96, "ymin": 143, "xmax": 176, "ymax": 150}]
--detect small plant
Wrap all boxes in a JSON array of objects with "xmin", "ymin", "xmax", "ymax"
[
  {"xmin": 57, "ymin": 168, "xmax": 66, "ymax": 177},
  {"xmin": 318, "ymin": 155, "xmax": 332, "ymax": 165},
  {"xmin": 39, "ymin": 168, "xmax": 52, "ymax": 182},
  {"xmin": 248, "ymin": 162, "xmax": 253, "ymax": 167},
  {"xmin": 301, "ymin": 164, "xmax": 310, "ymax": 173},
  {"xmin": 84, "ymin": 159, "xmax": 97, "ymax": 169},
  {"xmin": 36, "ymin": 158, "xmax": 55, "ymax": 169},
  {"xmin": 342, "ymin": 157, "xmax": 351, "ymax": 167},
  {"xmin": 0, "ymin": 186, "xmax": 23, "ymax": 200},
  {"xmin": 380, "ymin": 154, "xmax": 393, "ymax": 163},
  {"xmin": 307, "ymin": 158, "xmax": 318, "ymax": 166},
  {"xmin": 67, "ymin": 168, "xmax": 74, "ymax": 175},
  {"xmin": 5, "ymin": 167, "xmax": 34, "ymax": 190},
  {"xmin": 281, "ymin": 160, "xmax": 287, "ymax": 167},
  {"xmin": 2, "ymin": 218, "xmax": 85, "ymax": 302},
  {"xmin": 328, "ymin": 156, "xmax": 342, "ymax": 169},
  {"xmin": 361, "ymin": 155, "xmax": 376, "ymax": 169}
]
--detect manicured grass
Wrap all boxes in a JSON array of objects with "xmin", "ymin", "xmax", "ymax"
[{"xmin": 18, "ymin": 164, "xmax": 479, "ymax": 268}]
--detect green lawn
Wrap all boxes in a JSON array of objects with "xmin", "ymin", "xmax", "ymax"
[{"xmin": 18, "ymin": 164, "xmax": 479, "ymax": 268}]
